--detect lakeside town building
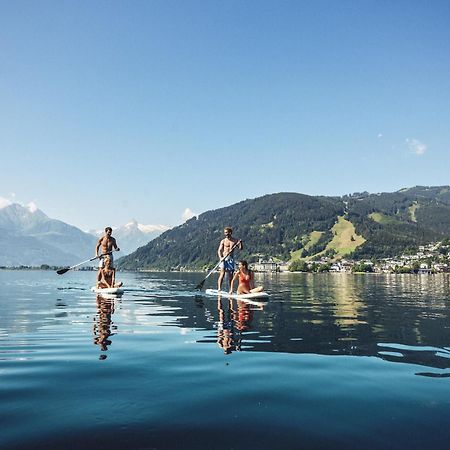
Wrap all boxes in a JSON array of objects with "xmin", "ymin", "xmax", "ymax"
[{"xmin": 252, "ymin": 241, "xmax": 450, "ymax": 274}]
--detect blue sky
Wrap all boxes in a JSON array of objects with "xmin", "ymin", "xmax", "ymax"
[{"xmin": 1, "ymin": 0, "xmax": 449, "ymax": 231}]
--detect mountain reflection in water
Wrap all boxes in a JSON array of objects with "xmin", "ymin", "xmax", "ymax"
[
  {"xmin": 162, "ymin": 273, "xmax": 450, "ymax": 375},
  {"xmin": 5, "ymin": 271, "xmax": 449, "ymax": 373}
]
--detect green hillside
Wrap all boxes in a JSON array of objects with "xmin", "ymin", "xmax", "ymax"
[
  {"xmin": 325, "ymin": 216, "xmax": 366, "ymax": 257},
  {"xmin": 118, "ymin": 186, "xmax": 450, "ymax": 270}
]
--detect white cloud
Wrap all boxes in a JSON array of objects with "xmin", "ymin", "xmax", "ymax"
[
  {"xmin": 27, "ymin": 201, "xmax": 38, "ymax": 213},
  {"xmin": 182, "ymin": 208, "xmax": 197, "ymax": 222},
  {"xmin": 0, "ymin": 195, "xmax": 40, "ymax": 212},
  {"xmin": 377, "ymin": 133, "xmax": 383, "ymax": 139},
  {"xmin": 0, "ymin": 197, "xmax": 12, "ymax": 209},
  {"xmin": 406, "ymin": 138, "xmax": 427, "ymax": 156}
]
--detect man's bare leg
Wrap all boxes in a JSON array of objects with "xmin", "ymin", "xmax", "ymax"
[
  {"xmin": 225, "ymin": 270, "xmax": 234, "ymax": 292},
  {"xmin": 218, "ymin": 270, "xmax": 225, "ymax": 291}
]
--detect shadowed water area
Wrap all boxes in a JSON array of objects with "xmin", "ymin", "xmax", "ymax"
[{"xmin": 1, "ymin": 270, "xmax": 450, "ymax": 449}]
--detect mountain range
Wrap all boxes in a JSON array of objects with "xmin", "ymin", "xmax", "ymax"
[
  {"xmin": 0, "ymin": 203, "xmax": 96, "ymax": 266},
  {"xmin": 118, "ymin": 186, "xmax": 450, "ymax": 271},
  {"xmin": 0, "ymin": 204, "xmax": 167, "ymax": 267}
]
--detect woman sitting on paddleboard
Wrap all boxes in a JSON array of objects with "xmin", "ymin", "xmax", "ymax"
[
  {"xmin": 97, "ymin": 256, "xmax": 123, "ymax": 289},
  {"xmin": 229, "ymin": 260, "xmax": 264, "ymax": 295}
]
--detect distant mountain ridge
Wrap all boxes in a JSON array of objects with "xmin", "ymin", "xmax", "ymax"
[
  {"xmin": 0, "ymin": 202, "xmax": 169, "ymax": 266},
  {"xmin": 0, "ymin": 203, "xmax": 96, "ymax": 266},
  {"xmin": 118, "ymin": 186, "xmax": 450, "ymax": 270}
]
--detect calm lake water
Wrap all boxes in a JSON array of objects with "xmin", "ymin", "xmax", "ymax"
[{"xmin": 1, "ymin": 270, "xmax": 450, "ymax": 450}]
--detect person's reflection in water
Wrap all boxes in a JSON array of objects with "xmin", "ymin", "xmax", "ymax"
[
  {"xmin": 215, "ymin": 296, "xmax": 266, "ymax": 354},
  {"xmin": 216, "ymin": 297, "xmax": 236, "ymax": 354},
  {"xmin": 235, "ymin": 300, "xmax": 253, "ymax": 331},
  {"xmin": 233, "ymin": 300, "xmax": 256, "ymax": 351},
  {"xmin": 93, "ymin": 295, "xmax": 115, "ymax": 360}
]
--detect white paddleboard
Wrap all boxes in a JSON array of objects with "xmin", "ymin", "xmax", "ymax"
[
  {"xmin": 205, "ymin": 289, "xmax": 269, "ymax": 300},
  {"xmin": 91, "ymin": 286, "xmax": 124, "ymax": 295}
]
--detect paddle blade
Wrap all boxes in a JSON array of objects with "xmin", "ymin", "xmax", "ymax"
[
  {"xmin": 195, "ymin": 280, "xmax": 205, "ymax": 290},
  {"xmin": 56, "ymin": 268, "xmax": 70, "ymax": 275}
]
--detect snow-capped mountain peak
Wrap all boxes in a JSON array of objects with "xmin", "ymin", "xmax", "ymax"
[
  {"xmin": 91, "ymin": 219, "xmax": 170, "ymax": 255},
  {"xmin": 122, "ymin": 219, "xmax": 168, "ymax": 234}
]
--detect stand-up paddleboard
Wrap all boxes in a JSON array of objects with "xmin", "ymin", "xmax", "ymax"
[
  {"xmin": 91, "ymin": 286, "xmax": 124, "ymax": 296},
  {"xmin": 205, "ymin": 289, "xmax": 269, "ymax": 300}
]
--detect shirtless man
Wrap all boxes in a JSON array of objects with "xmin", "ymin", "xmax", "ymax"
[
  {"xmin": 217, "ymin": 227, "xmax": 243, "ymax": 291},
  {"xmin": 95, "ymin": 227, "xmax": 120, "ymax": 268}
]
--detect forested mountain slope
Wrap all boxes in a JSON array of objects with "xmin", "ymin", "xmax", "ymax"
[{"xmin": 118, "ymin": 186, "xmax": 450, "ymax": 270}]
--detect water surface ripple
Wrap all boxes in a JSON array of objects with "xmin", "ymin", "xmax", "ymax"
[{"xmin": 1, "ymin": 270, "xmax": 450, "ymax": 449}]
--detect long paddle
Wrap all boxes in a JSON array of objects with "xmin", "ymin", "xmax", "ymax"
[
  {"xmin": 195, "ymin": 240, "xmax": 241, "ymax": 290},
  {"xmin": 56, "ymin": 252, "xmax": 114, "ymax": 275}
]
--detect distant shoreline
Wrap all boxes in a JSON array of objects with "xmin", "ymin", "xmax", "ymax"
[{"xmin": 1, "ymin": 267, "xmax": 448, "ymax": 276}]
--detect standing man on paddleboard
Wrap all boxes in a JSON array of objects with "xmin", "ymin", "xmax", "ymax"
[
  {"xmin": 217, "ymin": 227, "xmax": 243, "ymax": 291},
  {"xmin": 95, "ymin": 227, "xmax": 120, "ymax": 268}
]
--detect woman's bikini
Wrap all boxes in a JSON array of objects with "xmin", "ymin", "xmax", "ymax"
[{"xmin": 239, "ymin": 270, "xmax": 252, "ymax": 292}]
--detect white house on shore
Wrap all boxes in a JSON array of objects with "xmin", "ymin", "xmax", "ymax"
[{"xmin": 253, "ymin": 259, "xmax": 289, "ymax": 272}]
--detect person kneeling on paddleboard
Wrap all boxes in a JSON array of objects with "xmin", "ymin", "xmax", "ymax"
[
  {"xmin": 97, "ymin": 256, "xmax": 123, "ymax": 289},
  {"xmin": 229, "ymin": 261, "xmax": 264, "ymax": 295}
]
